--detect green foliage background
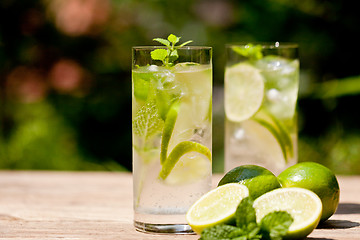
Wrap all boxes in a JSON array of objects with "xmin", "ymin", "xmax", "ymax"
[{"xmin": 1, "ymin": 0, "xmax": 359, "ymax": 174}]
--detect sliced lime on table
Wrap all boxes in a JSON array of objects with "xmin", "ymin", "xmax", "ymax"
[
  {"xmin": 225, "ymin": 62, "xmax": 265, "ymax": 122},
  {"xmin": 253, "ymin": 187, "xmax": 322, "ymax": 239},
  {"xmin": 186, "ymin": 183, "xmax": 249, "ymax": 234}
]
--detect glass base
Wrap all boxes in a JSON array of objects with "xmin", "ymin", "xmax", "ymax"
[{"xmin": 134, "ymin": 221, "xmax": 195, "ymax": 234}]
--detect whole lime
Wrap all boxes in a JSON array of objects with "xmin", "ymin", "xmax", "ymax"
[
  {"xmin": 278, "ymin": 162, "xmax": 340, "ymax": 222},
  {"xmin": 218, "ymin": 165, "xmax": 281, "ymax": 199}
]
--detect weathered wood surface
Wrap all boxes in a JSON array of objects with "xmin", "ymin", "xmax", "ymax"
[{"xmin": 0, "ymin": 171, "xmax": 359, "ymax": 239}]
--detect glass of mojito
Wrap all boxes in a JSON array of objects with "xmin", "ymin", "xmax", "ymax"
[
  {"xmin": 224, "ymin": 43, "xmax": 299, "ymax": 175},
  {"xmin": 132, "ymin": 35, "xmax": 212, "ymax": 234}
]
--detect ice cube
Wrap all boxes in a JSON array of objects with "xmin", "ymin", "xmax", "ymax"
[{"xmin": 148, "ymin": 65, "xmax": 159, "ymax": 72}]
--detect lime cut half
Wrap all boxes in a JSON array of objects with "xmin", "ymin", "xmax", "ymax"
[
  {"xmin": 253, "ymin": 187, "xmax": 322, "ymax": 239},
  {"xmin": 186, "ymin": 183, "xmax": 249, "ymax": 234},
  {"xmin": 225, "ymin": 63, "xmax": 265, "ymax": 122}
]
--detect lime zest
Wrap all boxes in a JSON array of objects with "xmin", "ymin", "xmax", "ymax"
[
  {"xmin": 159, "ymin": 141, "xmax": 211, "ymax": 180},
  {"xmin": 160, "ymin": 101, "xmax": 180, "ymax": 165}
]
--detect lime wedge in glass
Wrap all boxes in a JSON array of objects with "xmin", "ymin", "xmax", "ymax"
[
  {"xmin": 160, "ymin": 101, "xmax": 180, "ymax": 165},
  {"xmin": 164, "ymin": 152, "xmax": 211, "ymax": 185},
  {"xmin": 158, "ymin": 141, "xmax": 211, "ymax": 180},
  {"xmin": 253, "ymin": 110, "xmax": 293, "ymax": 163},
  {"xmin": 186, "ymin": 183, "xmax": 249, "ymax": 234},
  {"xmin": 225, "ymin": 62, "xmax": 264, "ymax": 122},
  {"xmin": 253, "ymin": 187, "xmax": 322, "ymax": 239}
]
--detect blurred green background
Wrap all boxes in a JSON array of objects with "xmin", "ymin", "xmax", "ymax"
[{"xmin": 1, "ymin": 0, "xmax": 359, "ymax": 174}]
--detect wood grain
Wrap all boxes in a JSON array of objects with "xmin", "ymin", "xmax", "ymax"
[{"xmin": 0, "ymin": 171, "xmax": 359, "ymax": 239}]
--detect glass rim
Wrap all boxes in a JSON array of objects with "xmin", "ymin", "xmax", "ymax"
[
  {"xmin": 226, "ymin": 42, "xmax": 298, "ymax": 49},
  {"xmin": 132, "ymin": 46, "xmax": 212, "ymax": 50}
]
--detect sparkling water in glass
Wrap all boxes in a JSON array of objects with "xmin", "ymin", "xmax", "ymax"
[{"xmin": 224, "ymin": 43, "xmax": 299, "ymax": 175}]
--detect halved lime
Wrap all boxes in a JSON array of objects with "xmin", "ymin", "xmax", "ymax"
[
  {"xmin": 218, "ymin": 165, "xmax": 280, "ymax": 199},
  {"xmin": 225, "ymin": 62, "xmax": 264, "ymax": 122},
  {"xmin": 253, "ymin": 187, "xmax": 322, "ymax": 239},
  {"xmin": 278, "ymin": 162, "xmax": 340, "ymax": 221},
  {"xmin": 186, "ymin": 183, "xmax": 249, "ymax": 234}
]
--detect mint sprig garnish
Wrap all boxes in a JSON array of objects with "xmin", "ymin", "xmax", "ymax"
[
  {"xmin": 233, "ymin": 43, "xmax": 263, "ymax": 60},
  {"xmin": 200, "ymin": 197, "xmax": 293, "ymax": 240},
  {"xmin": 151, "ymin": 34, "xmax": 193, "ymax": 66}
]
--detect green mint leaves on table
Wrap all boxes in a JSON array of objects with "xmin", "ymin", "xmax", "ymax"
[
  {"xmin": 200, "ymin": 197, "xmax": 293, "ymax": 240},
  {"xmin": 151, "ymin": 34, "xmax": 193, "ymax": 66},
  {"xmin": 233, "ymin": 43, "xmax": 263, "ymax": 61}
]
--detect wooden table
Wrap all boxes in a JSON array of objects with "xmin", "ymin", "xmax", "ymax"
[{"xmin": 0, "ymin": 171, "xmax": 359, "ymax": 239}]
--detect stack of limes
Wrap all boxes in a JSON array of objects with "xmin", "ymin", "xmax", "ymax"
[{"xmin": 186, "ymin": 162, "xmax": 340, "ymax": 239}]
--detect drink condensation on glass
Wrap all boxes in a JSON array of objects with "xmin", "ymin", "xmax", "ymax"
[
  {"xmin": 132, "ymin": 46, "xmax": 212, "ymax": 234},
  {"xmin": 224, "ymin": 43, "xmax": 299, "ymax": 175}
]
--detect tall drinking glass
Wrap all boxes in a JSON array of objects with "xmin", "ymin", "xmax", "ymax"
[
  {"xmin": 224, "ymin": 43, "xmax": 299, "ymax": 175},
  {"xmin": 132, "ymin": 46, "xmax": 212, "ymax": 234}
]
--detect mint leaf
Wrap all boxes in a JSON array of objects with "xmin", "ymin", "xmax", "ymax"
[
  {"xmin": 199, "ymin": 199, "xmax": 292, "ymax": 240},
  {"xmin": 200, "ymin": 225, "xmax": 240, "ymax": 240},
  {"xmin": 236, "ymin": 197, "xmax": 257, "ymax": 231},
  {"xmin": 179, "ymin": 40, "xmax": 193, "ymax": 47},
  {"xmin": 234, "ymin": 197, "xmax": 262, "ymax": 239},
  {"xmin": 151, "ymin": 49, "xmax": 168, "ymax": 63},
  {"xmin": 169, "ymin": 49, "xmax": 178, "ymax": 62},
  {"xmin": 153, "ymin": 38, "xmax": 170, "ymax": 46},
  {"xmin": 260, "ymin": 211, "xmax": 293, "ymax": 240},
  {"xmin": 151, "ymin": 34, "xmax": 192, "ymax": 66},
  {"xmin": 233, "ymin": 44, "xmax": 263, "ymax": 60},
  {"xmin": 168, "ymin": 34, "xmax": 180, "ymax": 44},
  {"xmin": 132, "ymin": 100, "xmax": 164, "ymax": 140}
]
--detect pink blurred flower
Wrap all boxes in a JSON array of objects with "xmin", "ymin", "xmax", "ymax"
[
  {"xmin": 49, "ymin": 59, "xmax": 89, "ymax": 94},
  {"xmin": 6, "ymin": 66, "xmax": 48, "ymax": 103},
  {"xmin": 49, "ymin": 0, "xmax": 110, "ymax": 36}
]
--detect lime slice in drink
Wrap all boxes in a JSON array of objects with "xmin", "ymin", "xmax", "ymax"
[
  {"xmin": 225, "ymin": 62, "xmax": 264, "ymax": 122},
  {"xmin": 158, "ymin": 141, "xmax": 211, "ymax": 180},
  {"xmin": 160, "ymin": 101, "xmax": 180, "ymax": 165},
  {"xmin": 253, "ymin": 187, "xmax": 322, "ymax": 239},
  {"xmin": 255, "ymin": 109, "xmax": 293, "ymax": 160},
  {"xmin": 186, "ymin": 183, "xmax": 249, "ymax": 234},
  {"xmin": 164, "ymin": 152, "xmax": 211, "ymax": 185}
]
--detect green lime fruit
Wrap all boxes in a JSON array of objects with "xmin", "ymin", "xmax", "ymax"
[
  {"xmin": 278, "ymin": 162, "xmax": 340, "ymax": 222},
  {"xmin": 225, "ymin": 63, "xmax": 264, "ymax": 122},
  {"xmin": 218, "ymin": 165, "xmax": 281, "ymax": 199},
  {"xmin": 186, "ymin": 183, "xmax": 249, "ymax": 234},
  {"xmin": 253, "ymin": 187, "xmax": 322, "ymax": 239}
]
